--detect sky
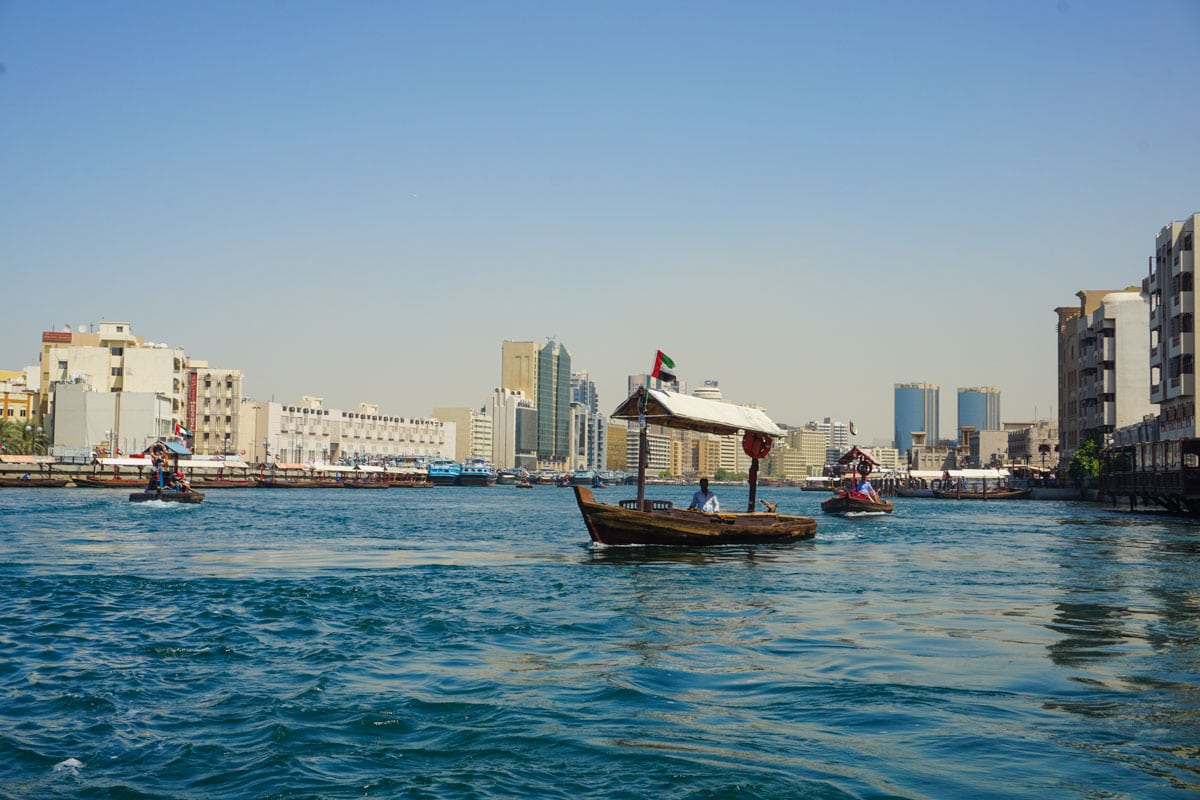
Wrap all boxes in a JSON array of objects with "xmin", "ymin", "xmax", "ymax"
[{"xmin": 3, "ymin": 0, "xmax": 1199, "ymax": 445}]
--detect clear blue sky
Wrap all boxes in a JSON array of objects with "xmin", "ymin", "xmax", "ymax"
[{"xmin": 3, "ymin": 1, "xmax": 1198, "ymax": 444}]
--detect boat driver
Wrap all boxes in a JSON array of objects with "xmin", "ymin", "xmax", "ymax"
[
  {"xmin": 688, "ymin": 478, "xmax": 720, "ymax": 514},
  {"xmin": 857, "ymin": 475, "xmax": 881, "ymax": 504}
]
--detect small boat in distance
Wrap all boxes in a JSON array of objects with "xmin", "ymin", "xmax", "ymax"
[
  {"xmin": 129, "ymin": 440, "xmax": 205, "ymax": 504},
  {"xmin": 822, "ymin": 447, "xmax": 894, "ymax": 515},
  {"xmin": 572, "ymin": 386, "xmax": 817, "ymax": 546}
]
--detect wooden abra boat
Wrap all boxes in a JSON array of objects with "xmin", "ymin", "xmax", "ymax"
[
  {"xmin": 932, "ymin": 487, "xmax": 1030, "ymax": 500},
  {"xmin": 0, "ymin": 477, "xmax": 71, "ymax": 487},
  {"xmin": 129, "ymin": 440, "xmax": 204, "ymax": 504},
  {"xmin": 821, "ymin": 492, "xmax": 894, "ymax": 515},
  {"xmin": 575, "ymin": 486, "xmax": 815, "ymax": 545},
  {"xmin": 822, "ymin": 447, "xmax": 894, "ymax": 515},
  {"xmin": 129, "ymin": 487, "xmax": 206, "ymax": 504},
  {"xmin": 572, "ymin": 385, "xmax": 816, "ymax": 546}
]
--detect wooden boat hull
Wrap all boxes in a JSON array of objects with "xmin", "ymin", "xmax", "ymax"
[
  {"xmin": 129, "ymin": 489, "xmax": 206, "ymax": 504},
  {"xmin": 821, "ymin": 492, "xmax": 894, "ymax": 515},
  {"xmin": 573, "ymin": 486, "xmax": 815, "ymax": 546},
  {"xmin": 191, "ymin": 480, "xmax": 255, "ymax": 488},
  {"xmin": 73, "ymin": 477, "xmax": 146, "ymax": 488},
  {"xmin": 932, "ymin": 488, "xmax": 1031, "ymax": 500},
  {"xmin": 344, "ymin": 482, "xmax": 390, "ymax": 489},
  {"xmin": 255, "ymin": 479, "xmax": 344, "ymax": 488},
  {"xmin": 895, "ymin": 488, "xmax": 934, "ymax": 498},
  {"xmin": 0, "ymin": 478, "xmax": 71, "ymax": 487}
]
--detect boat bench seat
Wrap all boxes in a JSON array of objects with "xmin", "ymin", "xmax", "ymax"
[{"xmin": 619, "ymin": 499, "xmax": 674, "ymax": 511}]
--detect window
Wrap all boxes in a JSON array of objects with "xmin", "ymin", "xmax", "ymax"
[
  {"xmin": 111, "ymin": 367, "xmax": 122, "ymax": 376},
  {"xmin": 110, "ymin": 346, "xmax": 123, "ymax": 356},
  {"xmin": 58, "ymin": 361, "xmax": 67, "ymax": 370}
]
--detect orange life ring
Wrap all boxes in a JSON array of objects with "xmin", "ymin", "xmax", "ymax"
[
  {"xmin": 150, "ymin": 442, "xmax": 168, "ymax": 466},
  {"xmin": 742, "ymin": 431, "xmax": 773, "ymax": 460}
]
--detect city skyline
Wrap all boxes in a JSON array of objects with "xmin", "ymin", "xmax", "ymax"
[{"xmin": 3, "ymin": 3, "xmax": 1198, "ymax": 442}]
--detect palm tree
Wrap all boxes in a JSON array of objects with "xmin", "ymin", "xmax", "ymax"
[
  {"xmin": 0, "ymin": 419, "xmax": 48, "ymax": 456},
  {"xmin": 0, "ymin": 417, "xmax": 24, "ymax": 455}
]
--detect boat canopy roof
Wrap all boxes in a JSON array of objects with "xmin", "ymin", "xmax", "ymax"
[
  {"xmin": 837, "ymin": 446, "xmax": 879, "ymax": 466},
  {"xmin": 909, "ymin": 468, "xmax": 1010, "ymax": 479},
  {"xmin": 144, "ymin": 440, "xmax": 191, "ymax": 456},
  {"xmin": 610, "ymin": 387, "xmax": 784, "ymax": 437}
]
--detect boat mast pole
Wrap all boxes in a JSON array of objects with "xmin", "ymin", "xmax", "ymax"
[{"xmin": 635, "ymin": 386, "xmax": 648, "ymax": 511}]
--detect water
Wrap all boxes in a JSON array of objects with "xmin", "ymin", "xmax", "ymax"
[{"xmin": 1, "ymin": 486, "xmax": 1197, "ymax": 799}]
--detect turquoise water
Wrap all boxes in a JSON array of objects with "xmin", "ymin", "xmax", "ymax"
[{"xmin": 1, "ymin": 486, "xmax": 1197, "ymax": 799}]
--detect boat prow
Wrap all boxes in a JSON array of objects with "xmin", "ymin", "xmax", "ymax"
[{"xmin": 573, "ymin": 486, "xmax": 815, "ymax": 546}]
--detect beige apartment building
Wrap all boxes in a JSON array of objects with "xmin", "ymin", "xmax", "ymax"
[
  {"xmin": 1056, "ymin": 287, "xmax": 1151, "ymax": 465},
  {"xmin": 188, "ymin": 364, "xmax": 246, "ymax": 456},
  {"xmin": 1146, "ymin": 213, "xmax": 1199, "ymax": 441},
  {"xmin": 39, "ymin": 322, "xmax": 189, "ymax": 431}
]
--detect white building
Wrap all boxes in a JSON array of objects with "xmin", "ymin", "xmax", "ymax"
[{"xmin": 250, "ymin": 396, "xmax": 451, "ymax": 465}]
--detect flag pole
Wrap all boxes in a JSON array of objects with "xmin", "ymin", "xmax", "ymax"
[{"xmin": 635, "ymin": 380, "xmax": 648, "ymax": 511}]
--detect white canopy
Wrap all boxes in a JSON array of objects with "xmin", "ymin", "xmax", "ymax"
[
  {"xmin": 610, "ymin": 388, "xmax": 784, "ymax": 437},
  {"xmin": 909, "ymin": 469, "xmax": 1010, "ymax": 480}
]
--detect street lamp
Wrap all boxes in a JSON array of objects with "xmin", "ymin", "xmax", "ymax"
[{"xmin": 24, "ymin": 425, "xmax": 43, "ymax": 456}]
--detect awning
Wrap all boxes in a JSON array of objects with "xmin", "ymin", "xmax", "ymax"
[
  {"xmin": 909, "ymin": 469, "xmax": 1010, "ymax": 479},
  {"xmin": 0, "ymin": 454, "xmax": 54, "ymax": 464},
  {"xmin": 178, "ymin": 459, "xmax": 252, "ymax": 470},
  {"xmin": 272, "ymin": 462, "xmax": 308, "ymax": 471},
  {"xmin": 610, "ymin": 387, "xmax": 783, "ymax": 437},
  {"xmin": 98, "ymin": 457, "xmax": 152, "ymax": 468}
]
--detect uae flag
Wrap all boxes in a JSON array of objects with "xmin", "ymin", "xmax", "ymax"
[
  {"xmin": 175, "ymin": 422, "xmax": 192, "ymax": 438},
  {"xmin": 651, "ymin": 350, "xmax": 676, "ymax": 383},
  {"xmin": 849, "ymin": 421, "xmax": 857, "ymax": 436}
]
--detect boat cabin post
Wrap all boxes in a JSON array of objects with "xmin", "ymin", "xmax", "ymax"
[
  {"xmin": 747, "ymin": 456, "xmax": 759, "ymax": 513},
  {"xmin": 635, "ymin": 424, "xmax": 648, "ymax": 511}
]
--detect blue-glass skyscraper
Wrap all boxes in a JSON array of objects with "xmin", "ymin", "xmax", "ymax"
[
  {"xmin": 957, "ymin": 387, "xmax": 1001, "ymax": 433},
  {"xmin": 894, "ymin": 382, "xmax": 940, "ymax": 454}
]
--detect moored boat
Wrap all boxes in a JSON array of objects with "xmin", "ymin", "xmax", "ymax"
[
  {"xmin": 427, "ymin": 459, "xmax": 463, "ymax": 486},
  {"xmin": 572, "ymin": 385, "xmax": 817, "ymax": 546},
  {"xmin": 932, "ymin": 486, "xmax": 1031, "ymax": 500},
  {"xmin": 459, "ymin": 457, "xmax": 498, "ymax": 486},
  {"xmin": 0, "ymin": 477, "xmax": 72, "ymax": 487},
  {"xmin": 72, "ymin": 476, "xmax": 146, "ymax": 488}
]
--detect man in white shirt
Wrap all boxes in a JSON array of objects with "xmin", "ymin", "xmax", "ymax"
[{"xmin": 688, "ymin": 478, "xmax": 720, "ymax": 513}]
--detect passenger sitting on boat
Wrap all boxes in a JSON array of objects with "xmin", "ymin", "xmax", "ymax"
[
  {"xmin": 688, "ymin": 478, "xmax": 720, "ymax": 514},
  {"xmin": 174, "ymin": 471, "xmax": 190, "ymax": 492},
  {"xmin": 857, "ymin": 477, "xmax": 881, "ymax": 504}
]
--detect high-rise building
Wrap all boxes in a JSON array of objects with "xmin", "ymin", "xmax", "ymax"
[
  {"xmin": 501, "ymin": 339, "xmax": 573, "ymax": 469},
  {"xmin": 536, "ymin": 340, "xmax": 571, "ymax": 467},
  {"xmin": 894, "ymin": 382, "xmax": 939, "ymax": 455},
  {"xmin": 627, "ymin": 373, "xmax": 686, "ymax": 396},
  {"xmin": 1147, "ymin": 213, "xmax": 1199, "ymax": 442},
  {"xmin": 957, "ymin": 387, "xmax": 1001, "ymax": 433},
  {"xmin": 570, "ymin": 371, "xmax": 606, "ymax": 471}
]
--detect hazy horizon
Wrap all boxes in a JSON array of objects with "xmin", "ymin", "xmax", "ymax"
[{"xmin": 3, "ymin": 1, "xmax": 1198, "ymax": 443}]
